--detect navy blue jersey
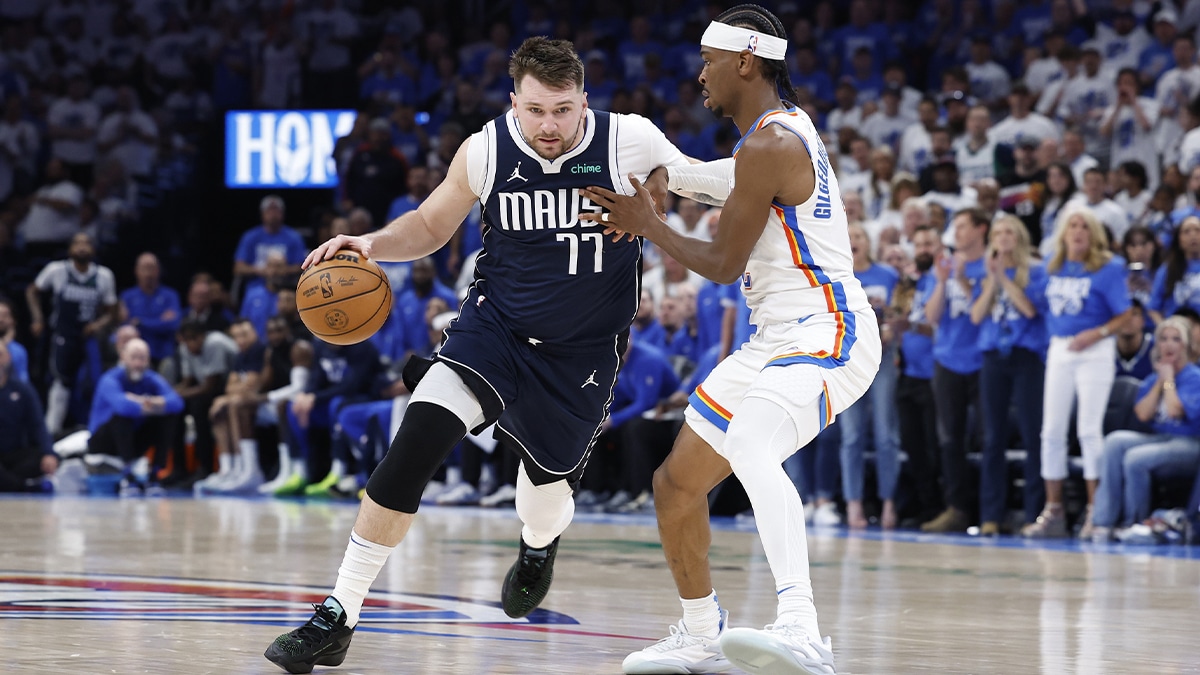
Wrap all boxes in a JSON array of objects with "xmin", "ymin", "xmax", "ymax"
[{"xmin": 476, "ymin": 111, "xmax": 641, "ymax": 347}]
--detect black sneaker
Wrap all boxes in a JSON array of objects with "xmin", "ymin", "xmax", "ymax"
[
  {"xmin": 501, "ymin": 536, "xmax": 559, "ymax": 618},
  {"xmin": 264, "ymin": 596, "xmax": 354, "ymax": 674}
]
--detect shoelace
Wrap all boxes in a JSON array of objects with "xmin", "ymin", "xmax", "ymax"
[
  {"xmin": 647, "ymin": 622, "xmax": 700, "ymax": 651},
  {"xmin": 515, "ymin": 552, "xmax": 548, "ymax": 588},
  {"xmin": 292, "ymin": 603, "xmax": 341, "ymax": 645}
]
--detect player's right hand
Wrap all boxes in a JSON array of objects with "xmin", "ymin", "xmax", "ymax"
[{"xmin": 303, "ymin": 234, "xmax": 373, "ymax": 269}]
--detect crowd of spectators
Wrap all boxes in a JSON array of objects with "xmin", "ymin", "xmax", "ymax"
[{"xmin": 3, "ymin": 0, "xmax": 1200, "ymax": 545}]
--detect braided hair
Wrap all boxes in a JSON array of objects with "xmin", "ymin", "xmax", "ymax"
[{"xmin": 713, "ymin": 3, "xmax": 798, "ymax": 106}]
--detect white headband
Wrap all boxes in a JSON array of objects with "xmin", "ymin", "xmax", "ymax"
[{"xmin": 700, "ymin": 21, "xmax": 788, "ymax": 61}]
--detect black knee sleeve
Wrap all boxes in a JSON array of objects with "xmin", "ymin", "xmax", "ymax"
[{"xmin": 365, "ymin": 402, "xmax": 467, "ymax": 513}]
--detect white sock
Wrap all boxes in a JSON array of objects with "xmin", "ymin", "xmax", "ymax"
[
  {"xmin": 217, "ymin": 452, "xmax": 235, "ymax": 476},
  {"xmin": 331, "ymin": 529, "xmax": 397, "ymax": 628},
  {"xmin": 275, "ymin": 443, "xmax": 290, "ymax": 480},
  {"xmin": 725, "ymin": 396, "xmax": 821, "ymax": 640},
  {"xmin": 238, "ymin": 439, "xmax": 260, "ymax": 478},
  {"xmin": 45, "ymin": 380, "xmax": 70, "ymax": 435},
  {"xmin": 681, "ymin": 590, "xmax": 723, "ymax": 638},
  {"xmin": 130, "ymin": 456, "xmax": 150, "ymax": 482},
  {"xmin": 515, "ymin": 462, "xmax": 574, "ymax": 549},
  {"xmin": 445, "ymin": 465, "xmax": 462, "ymax": 486},
  {"xmin": 328, "ymin": 458, "xmax": 346, "ymax": 479}
]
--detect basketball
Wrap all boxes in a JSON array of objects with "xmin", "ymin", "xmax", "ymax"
[{"xmin": 295, "ymin": 250, "xmax": 392, "ymax": 345}]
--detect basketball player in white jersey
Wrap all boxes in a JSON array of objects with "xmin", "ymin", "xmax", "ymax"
[{"xmin": 581, "ymin": 5, "xmax": 880, "ymax": 674}]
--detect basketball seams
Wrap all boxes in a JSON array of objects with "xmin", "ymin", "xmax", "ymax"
[{"xmin": 305, "ymin": 280, "xmax": 392, "ymax": 340}]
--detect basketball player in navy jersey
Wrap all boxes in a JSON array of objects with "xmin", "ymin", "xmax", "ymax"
[
  {"xmin": 583, "ymin": 5, "xmax": 880, "ymax": 674},
  {"xmin": 263, "ymin": 37, "xmax": 694, "ymax": 673},
  {"xmin": 26, "ymin": 232, "xmax": 118, "ymax": 436}
]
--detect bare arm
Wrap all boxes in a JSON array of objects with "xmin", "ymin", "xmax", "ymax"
[
  {"xmin": 969, "ymin": 276, "xmax": 996, "ymax": 325},
  {"xmin": 304, "ymin": 141, "xmax": 478, "ymax": 267},
  {"xmin": 581, "ymin": 128, "xmax": 806, "ymax": 285}
]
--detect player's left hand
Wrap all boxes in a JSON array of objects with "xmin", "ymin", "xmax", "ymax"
[{"xmin": 580, "ymin": 174, "xmax": 666, "ymax": 242}]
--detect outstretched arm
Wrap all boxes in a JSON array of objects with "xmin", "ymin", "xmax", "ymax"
[{"xmin": 581, "ymin": 127, "xmax": 810, "ymax": 285}]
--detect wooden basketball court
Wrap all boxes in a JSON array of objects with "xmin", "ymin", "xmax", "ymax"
[{"xmin": 5, "ymin": 495, "xmax": 1198, "ymax": 674}]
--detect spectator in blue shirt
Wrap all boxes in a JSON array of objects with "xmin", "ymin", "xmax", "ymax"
[
  {"xmin": 0, "ymin": 299, "xmax": 28, "ymax": 383},
  {"xmin": 922, "ymin": 209, "xmax": 989, "ymax": 533},
  {"xmin": 1028, "ymin": 206, "xmax": 1134, "ymax": 539},
  {"xmin": 239, "ymin": 250, "xmax": 287, "ymax": 342},
  {"xmin": 630, "ymin": 290, "xmax": 667, "ymax": 348},
  {"xmin": 790, "ymin": 45, "xmax": 834, "ymax": 111},
  {"xmin": 969, "ymin": 215, "xmax": 1049, "ymax": 535},
  {"xmin": 1138, "ymin": 12, "xmax": 1178, "ymax": 90},
  {"xmin": 274, "ymin": 338, "xmax": 380, "ymax": 496},
  {"xmin": 1093, "ymin": 316, "xmax": 1200, "ymax": 541},
  {"xmin": 840, "ymin": 223, "xmax": 902, "ymax": 529},
  {"xmin": 601, "ymin": 339, "xmax": 680, "ymax": 511},
  {"xmin": 358, "ymin": 48, "xmax": 418, "ymax": 109},
  {"xmin": 385, "ymin": 166, "xmax": 430, "ymax": 223},
  {"xmin": 832, "ymin": 0, "xmax": 895, "ymax": 75},
  {"xmin": 1116, "ymin": 301, "xmax": 1155, "ymax": 381},
  {"xmin": 233, "ymin": 195, "xmax": 307, "ymax": 296},
  {"xmin": 87, "ymin": 338, "xmax": 183, "ymax": 482},
  {"xmin": 1148, "ymin": 215, "xmax": 1200, "ymax": 322},
  {"xmin": 119, "ymin": 253, "xmax": 181, "ymax": 362},
  {"xmin": 0, "ymin": 341, "xmax": 54, "ymax": 492},
  {"xmin": 388, "ymin": 257, "xmax": 457, "ymax": 361},
  {"xmin": 892, "ymin": 225, "xmax": 944, "ymax": 524}
]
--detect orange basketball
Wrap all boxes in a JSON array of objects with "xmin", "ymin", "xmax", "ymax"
[{"xmin": 296, "ymin": 250, "xmax": 392, "ymax": 345}]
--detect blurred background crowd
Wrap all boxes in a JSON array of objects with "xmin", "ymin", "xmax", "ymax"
[{"xmin": 3, "ymin": 0, "xmax": 1200, "ymax": 546}]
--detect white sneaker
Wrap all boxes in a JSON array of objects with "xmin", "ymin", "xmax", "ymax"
[
  {"xmin": 420, "ymin": 480, "xmax": 446, "ymax": 503},
  {"xmin": 812, "ymin": 503, "xmax": 842, "ymax": 527},
  {"xmin": 256, "ymin": 470, "xmax": 293, "ymax": 495},
  {"xmin": 435, "ymin": 482, "xmax": 480, "ymax": 505},
  {"xmin": 720, "ymin": 623, "xmax": 836, "ymax": 675},
  {"xmin": 215, "ymin": 469, "xmax": 265, "ymax": 494},
  {"xmin": 480, "ymin": 483, "xmax": 518, "ymax": 507},
  {"xmin": 622, "ymin": 609, "xmax": 733, "ymax": 674}
]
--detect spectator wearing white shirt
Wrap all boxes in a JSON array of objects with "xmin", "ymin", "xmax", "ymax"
[
  {"xmin": 882, "ymin": 61, "xmax": 923, "ymax": 118},
  {"xmin": 54, "ymin": 15, "xmax": 98, "ymax": 69},
  {"xmin": 1114, "ymin": 161, "xmax": 1154, "ymax": 224},
  {"xmin": 1155, "ymin": 35, "xmax": 1200, "ymax": 167},
  {"xmin": 0, "ymin": 96, "xmax": 39, "ymax": 203},
  {"xmin": 1037, "ymin": 45, "xmax": 1080, "ymax": 119},
  {"xmin": 1024, "ymin": 33, "xmax": 1068, "ymax": 96},
  {"xmin": 1058, "ymin": 42, "xmax": 1117, "ymax": 166},
  {"xmin": 898, "ymin": 97, "xmax": 941, "ymax": 175},
  {"xmin": 98, "ymin": 13, "xmax": 142, "ymax": 73},
  {"xmin": 664, "ymin": 197, "xmax": 712, "ymax": 242},
  {"xmin": 1100, "ymin": 68, "xmax": 1161, "ymax": 189},
  {"xmin": 144, "ymin": 14, "xmax": 196, "ymax": 87},
  {"xmin": 96, "ymin": 86, "xmax": 158, "ymax": 180},
  {"xmin": 17, "ymin": 158, "xmax": 84, "ymax": 248},
  {"xmin": 860, "ymin": 84, "xmax": 916, "ymax": 154},
  {"xmin": 1062, "ymin": 126, "xmax": 1101, "ymax": 187},
  {"xmin": 1095, "ymin": 9, "xmax": 1151, "ymax": 71},
  {"xmin": 990, "ymin": 82, "xmax": 1062, "ymax": 149},
  {"xmin": 965, "ymin": 36, "xmax": 1012, "ymax": 109},
  {"xmin": 296, "ymin": 0, "xmax": 360, "ymax": 107},
  {"xmin": 826, "ymin": 80, "xmax": 863, "ymax": 141},
  {"xmin": 256, "ymin": 23, "xmax": 301, "ymax": 108},
  {"xmin": 46, "ymin": 71, "xmax": 99, "ymax": 187},
  {"xmin": 955, "ymin": 105, "xmax": 1000, "ymax": 186},
  {"xmin": 1070, "ymin": 167, "xmax": 1133, "ymax": 243}
]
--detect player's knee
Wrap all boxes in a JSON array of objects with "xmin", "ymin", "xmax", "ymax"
[{"xmin": 365, "ymin": 402, "xmax": 467, "ymax": 513}]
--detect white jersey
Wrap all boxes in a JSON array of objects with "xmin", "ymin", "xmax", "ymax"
[{"xmin": 734, "ymin": 108, "xmax": 870, "ymax": 330}]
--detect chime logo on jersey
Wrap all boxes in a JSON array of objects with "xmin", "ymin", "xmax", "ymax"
[
  {"xmin": 1046, "ymin": 275, "xmax": 1091, "ymax": 316},
  {"xmin": 0, "ymin": 573, "xmax": 577, "ymax": 628},
  {"xmin": 496, "ymin": 188, "xmax": 604, "ymax": 231}
]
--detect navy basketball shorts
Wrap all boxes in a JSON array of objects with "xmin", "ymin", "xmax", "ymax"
[{"xmin": 434, "ymin": 290, "xmax": 621, "ymax": 486}]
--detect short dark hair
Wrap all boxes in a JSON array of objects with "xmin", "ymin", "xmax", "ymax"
[
  {"xmin": 178, "ymin": 319, "xmax": 207, "ymax": 339},
  {"xmin": 955, "ymin": 207, "xmax": 991, "ymax": 230},
  {"xmin": 509, "ymin": 37, "xmax": 584, "ymax": 92},
  {"xmin": 1119, "ymin": 161, "xmax": 1148, "ymax": 188},
  {"xmin": 1083, "ymin": 167, "xmax": 1105, "ymax": 180}
]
